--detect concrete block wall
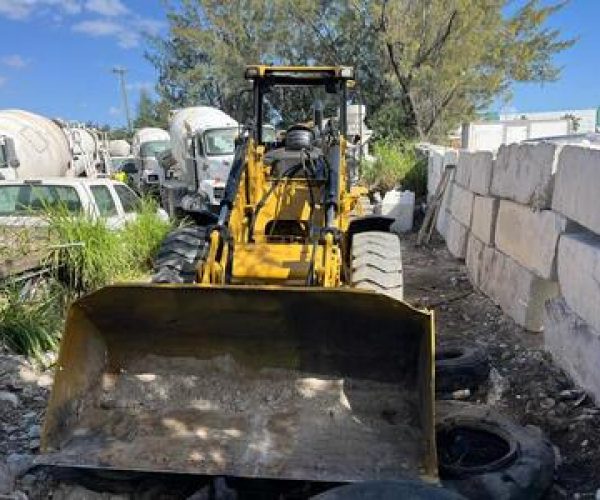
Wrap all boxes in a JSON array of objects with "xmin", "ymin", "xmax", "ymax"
[{"xmin": 433, "ymin": 142, "xmax": 600, "ymax": 403}]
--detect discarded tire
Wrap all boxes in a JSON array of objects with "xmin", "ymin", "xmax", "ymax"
[
  {"xmin": 436, "ymin": 401, "xmax": 555, "ymax": 500},
  {"xmin": 436, "ymin": 341, "xmax": 490, "ymax": 394},
  {"xmin": 312, "ymin": 480, "xmax": 466, "ymax": 499},
  {"xmin": 152, "ymin": 225, "xmax": 207, "ymax": 284}
]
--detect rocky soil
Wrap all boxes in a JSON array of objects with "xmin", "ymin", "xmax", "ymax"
[{"xmin": 0, "ymin": 233, "xmax": 598, "ymax": 498}]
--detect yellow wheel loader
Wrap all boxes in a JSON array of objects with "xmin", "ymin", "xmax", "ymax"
[{"xmin": 41, "ymin": 66, "xmax": 437, "ymax": 486}]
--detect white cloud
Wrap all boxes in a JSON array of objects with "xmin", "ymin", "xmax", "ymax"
[
  {"xmin": 85, "ymin": 0, "xmax": 127, "ymax": 17},
  {"xmin": 0, "ymin": 0, "xmax": 81, "ymax": 20},
  {"xmin": 0, "ymin": 76, "xmax": 6, "ymax": 86},
  {"xmin": 72, "ymin": 16, "xmax": 165, "ymax": 49},
  {"xmin": 1, "ymin": 54, "xmax": 28, "ymax": 69},
  {"xmin": 108, "ymin": 106, "xmax": 121, "ymax": 116}
]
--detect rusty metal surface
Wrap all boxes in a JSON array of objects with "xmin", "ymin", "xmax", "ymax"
[{"xmin": 41, "ymin": 284, "xmax": 436, "ymax": 481}]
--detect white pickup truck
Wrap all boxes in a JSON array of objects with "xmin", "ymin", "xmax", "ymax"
[{"xmin": 0, "ymin": 178, "xmax": 168, "ymax": 230}]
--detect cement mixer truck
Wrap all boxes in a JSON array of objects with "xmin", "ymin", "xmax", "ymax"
[
  {"xmin": 130, "ymin": 127, "xmax": 170, "ymax": 194},
  {"xmin": 160, "ymin": 107, "xmax": 239, "ymax": 219},
  {"xmin": 0, "ymin": 110, "xmax": 85, "ymax": 180}
]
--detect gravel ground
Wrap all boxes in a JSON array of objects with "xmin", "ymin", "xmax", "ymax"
[{"xmin": 0, "ymin": 232, "xmax": 598, "ymax": 498}]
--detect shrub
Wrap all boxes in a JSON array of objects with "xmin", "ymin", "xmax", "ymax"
[{"xmin": 363, "ymin": 140, "xmax": 423, "ymax": 193}]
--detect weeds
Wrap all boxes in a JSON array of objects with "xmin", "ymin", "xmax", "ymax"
[
  {"xmin": 0, "ymin": 197, "xmax": 172, "ymax": 356},
  {"xmin": 0, "ymin": 282, "xmax": 63, "ymax": 359}
]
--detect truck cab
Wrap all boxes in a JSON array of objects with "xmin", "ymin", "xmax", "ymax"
[{"xmin": 131, "ymin": 128, "xmax": 170, "ymax": 194}]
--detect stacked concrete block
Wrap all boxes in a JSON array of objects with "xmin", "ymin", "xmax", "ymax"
[
  {"xmin": 557, "ymin": 232, "xmax": 600, "ymax": 334},
  {"xmin": 479, "ymin": 248, "xmax": 559, "ymax": 332},
  {"xmin": 435, "ymin": 168, "xmax": 456, "ymax": 239},
  {"xmin": 465, "ymin": 234, "xmax": 486, "ymax": 287},
  {"xmin": 545, "ymin": 298, "xmax": 600, "ymax": 404},
  {"xmin": 446, "ymin": 215, "xmax": 469, "ymax": 259},
  {"xmin": 467, "ymin": 151, "xmax": 494, "ymax": 195},
  {"xmin": 449, "ymin": 183, "xmax": 474, "ymax": 227},
  {"xmin": 495, "ymin": 201, "xmax": 567, "ymax": 279},
  {"xmin": 553, "ymin": 146, "xmax": 600, "ymax": 234},
  {"xmin": 470, "ymin": 196, "xmax": 499, "ymax": 246},
  {"xmin": 491, "ymin": 142, "xmax": 559, "ymax": 209}
]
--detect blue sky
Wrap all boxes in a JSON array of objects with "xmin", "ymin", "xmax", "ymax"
[{"xmin": 0, "ymin": 0, "xmax": 597, "ymax": 128}]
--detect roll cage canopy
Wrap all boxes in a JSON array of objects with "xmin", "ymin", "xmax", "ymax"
[{"xmin": 244, "ymin": 65, "xmax": 355, "ymax": 144}]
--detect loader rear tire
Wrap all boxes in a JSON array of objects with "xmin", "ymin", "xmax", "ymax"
[
  {"xmin": 351, "ymin": 231, "xmax": 403, "ymax": 301},
  {"xmin": 312, "ymin": 480, "xmax": 466, "ymax": 499},
  {"xmin": 152, "ymin": 225, "xmax": 207, "ymax": 284}
]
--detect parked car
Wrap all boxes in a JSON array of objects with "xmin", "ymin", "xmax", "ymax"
[{"xmin": 0, "ymin": 177, "xmax": 168, "ymax": 230}]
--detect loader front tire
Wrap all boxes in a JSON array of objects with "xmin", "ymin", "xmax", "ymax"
[
  {"xmin": 152, "ymin": 225, "xmax": 207, "ymax": 284},
  {"xmin": 351, "ymin": 231, "xmax": 404, "ymax": 301}
]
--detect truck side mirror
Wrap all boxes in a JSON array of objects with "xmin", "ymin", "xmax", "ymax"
[{"xmin": 5, "ymin": 137, "xmax": 19, "ymax": 168}]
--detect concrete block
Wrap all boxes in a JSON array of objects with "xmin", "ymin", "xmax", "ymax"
[
  {"xmin": 467, "ymin": 151, "xmax": 494, "ymax": 195},
  {"xmin": 480, "ymin": 248, "xmax": 559, "ymax": 332},
  {"xmin": 471, "ymin": 196, "xmax": 499, "ymax": 246},
  {"xmin": 558, "ymin": 232, "xmax": 600, "ymax": 333},
  {"xmin": 456, "ymin": 150, "xmax": 488, "ymax": 188},
  {"xmin": 436, "ymin": 169, "xmax": 456, "ymax": 239},
  {"xmin": 553, "ymin": 145, "xmax": 600, "ymax": 234},
  {"xmin": 495, "ymin": 201, "xmax": 566, "ymax": 279},
  {"xmin": 465, "ymin": 234, "xmax": 485, "ymax": 287},
  {"xmin": 545, "ymin": 297, "xmax": 600, "ymax": 405},
  {"xmin": 446, "ymin": 215, "xmax": 469, "ymax": 259},
  {"xmin": 491, "ymin": 142, "xmax": 559, "ymax": 208},
  {"xmin": 426, "ymin": 147, "xmax": 458, "ymax": 200},
  {"xmin": 449, "ymin": 182, "xmax": 474, "ymax": 227}
]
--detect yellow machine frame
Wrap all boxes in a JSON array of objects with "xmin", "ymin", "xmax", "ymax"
[{"xmin": 200, "ymin": 65, "xmax": 363, "ymax": 287}]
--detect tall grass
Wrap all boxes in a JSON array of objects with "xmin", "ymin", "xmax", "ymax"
[
  {"xmin": 46, "ymin": 196, "xmax": 172, "ymax": 295},
  {"xmin": 0, "ymin": 282, "xmax": 63, "ymax": 359},
  {"xmin": 0, "ymin": 197, "xmax": 173, "ymax": 357}
]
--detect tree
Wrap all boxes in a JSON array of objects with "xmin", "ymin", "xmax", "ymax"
[
  {"xmin": 147, "ymin": 0, "xmax": 574, "ymax": 141},
  {"xmin": 133, "ymin": 89, "xmax": 168, "ymax": 129}
]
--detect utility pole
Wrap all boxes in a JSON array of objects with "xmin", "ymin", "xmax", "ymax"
[{"xmin": 112, "ymin": 66, "xmax": 132, "ymax": 133}]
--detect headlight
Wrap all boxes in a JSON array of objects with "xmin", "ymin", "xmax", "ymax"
[{"xmin": 340, "ymin": 66, "xmax": 354, "ymax": 79}]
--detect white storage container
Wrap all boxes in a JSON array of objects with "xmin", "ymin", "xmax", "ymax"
[{"xmin": 381, "ymin": 189, "xmax": 415, "ymax": 233}]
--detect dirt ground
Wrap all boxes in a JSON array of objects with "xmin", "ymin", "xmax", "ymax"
[
  {"xmin": 403, "ymin": 233, "xmax": 600, "ymax": 498},
  {"xmin": 0, "ymin": 233, "xmax": 598, "ymax": 498}
]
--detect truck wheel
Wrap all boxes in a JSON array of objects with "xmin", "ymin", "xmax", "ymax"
[
  {"xmin": 351, "ymin": 231, "xmax": 403, "ymax": 301},
  {"xmin": 436, "ymin": 402, "xmax": 555, "ymax": 500},
  {"xmin": 312, "ymin": 480, "xmax": 466, "ymax": 499},
  {"xmin": 436, "ymin": 341, "xmax": 490, "ymax": 394},
  {"xmin": 152, "ymin": 226, "xmax": 207, "ymax": 284}
]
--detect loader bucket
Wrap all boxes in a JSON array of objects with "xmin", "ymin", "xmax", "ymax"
[{"xmin": 41, "ymin": 284, "xmax": 436, "ymax": 483}]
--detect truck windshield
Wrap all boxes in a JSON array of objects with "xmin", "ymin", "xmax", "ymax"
[
  {"xmin": 203, "ymin": 128, "xmax": 238, "ymax": 156},
  {"xmin": 140, "ymin": 141, "xmax": 169, "ymax": 158},
  {"xmin": 0, "ymin": 185, "xmax": 82, "ymax": 215}
]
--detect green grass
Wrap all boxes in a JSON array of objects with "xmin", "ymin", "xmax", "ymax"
[
  {"xmin": 0, "ymin": 283, "xmax": 63, "ymax": 359},
  {"xmin": 0, "ymin": 197, "xmax": 173, "ymax": 357},
  {"xmin": 45, "ymin": 196, "xmax": 173, "ymax": 295}
]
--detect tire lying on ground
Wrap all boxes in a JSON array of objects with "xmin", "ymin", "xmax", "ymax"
[
  {"xmin": 436, "ymin": 401, "xmax": 555, "ymax": 500},
  {"xmin": 152, "ymin": 225, "xmax": 207, "ymax": 284},
  {"xmin": 311, "ymin": 480, "xmax": 466, "ymax": 499},
  {"xmin": 436, "ymin": 341, "xmax": 490, "ymax": 394},
  {"xmin": 351, "ymin": 231, "xmax": 403, "ymax": 301}
]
